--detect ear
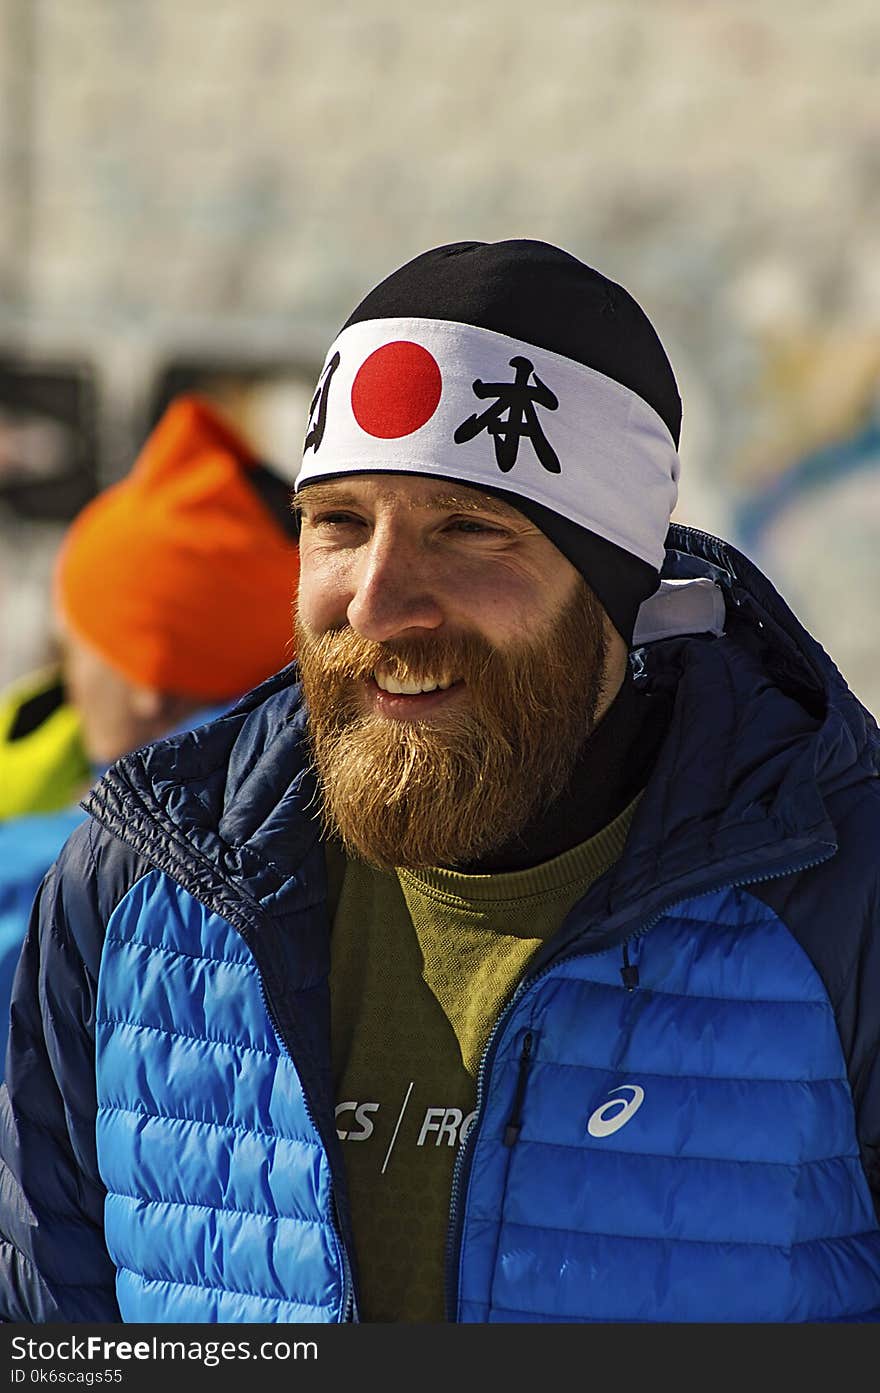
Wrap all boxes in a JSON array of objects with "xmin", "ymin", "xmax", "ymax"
[{"xmin": 129, "ymin": 685, "xmax": 165, "ymax": 721}]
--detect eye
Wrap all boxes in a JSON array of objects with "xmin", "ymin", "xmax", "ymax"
[
  {"xmin": 446, "ymin": 516, "xmax": 508, "ymax": 537},
  {"xmin": 302, "ymin": 509, "xmax": 366, "ymax": 532}
]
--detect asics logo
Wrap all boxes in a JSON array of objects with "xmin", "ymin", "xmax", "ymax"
[{"xmin": 587, "ymin": 1085, "xmax": 645, "ymax": 1137}]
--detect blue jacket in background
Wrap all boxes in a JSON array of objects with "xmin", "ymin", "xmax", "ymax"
[
  {"xmin": 0, "ymin": 704, "xmax": 233, "ymax": 1080},
  {"xmin": 0, "ymin": 806, "xmax": 88, "ymax": 1077},
  {"xmin": 0, "ymin": 525, "xmax": 878, "ymax": 1323}
]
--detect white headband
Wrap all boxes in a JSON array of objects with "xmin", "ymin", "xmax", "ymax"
[{"xmin": 296, "ymin": 317, "xmax": 680, "ymax": 570}]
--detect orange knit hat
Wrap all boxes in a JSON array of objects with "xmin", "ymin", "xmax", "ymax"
[{"xmin": 54, "ymin": 395, "xmax": 299, "ymax": 700}]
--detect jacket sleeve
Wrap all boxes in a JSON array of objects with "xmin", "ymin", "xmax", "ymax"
[
  {"xmin": 0, "ymin": 818, "xmax": 120, "ymax": 1321},
  {"xmin": 752, "ymin": 781, "xmax": 880, "ymax": 1222}
]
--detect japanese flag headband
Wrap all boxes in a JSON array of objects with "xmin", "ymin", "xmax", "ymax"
[{"xmin": 295, "ymin": 240, "xmax": 682, "ymax": 637}]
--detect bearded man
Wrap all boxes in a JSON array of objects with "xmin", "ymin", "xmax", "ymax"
[{"xmin": 1, "ymin": 241, "xmax": 878, "ymax": 1325}]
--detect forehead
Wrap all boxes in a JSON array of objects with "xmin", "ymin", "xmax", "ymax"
[{"xmin": 296, "ymin": 474, "xmax": 525, "ymax": 521}]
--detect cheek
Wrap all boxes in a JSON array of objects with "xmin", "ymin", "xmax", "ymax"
[
  {"xmin": 450, "ymin": 572, "xmax": 572, "ymax": 648},
  {"xmin": 296, "ymin": 555, "xmax": 351, "ymax": 634}
]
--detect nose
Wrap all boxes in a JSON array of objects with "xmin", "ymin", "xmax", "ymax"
[{"xmin": 346, "ymin": 523, "xmax": 445, "ymax": 642}]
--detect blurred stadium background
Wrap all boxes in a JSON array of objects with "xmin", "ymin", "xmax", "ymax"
[{"xmin": 1, "ymin": 0, "xmax": 878, "ymax": 711}]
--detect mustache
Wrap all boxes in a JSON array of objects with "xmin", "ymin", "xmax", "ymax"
[
  {"xmin": 295, "ymin": 580, "xmax": 610, "ymax": 868},
  {"xmin": 295, "ymin": 622, "xmax": 496, "ymax": 688}
]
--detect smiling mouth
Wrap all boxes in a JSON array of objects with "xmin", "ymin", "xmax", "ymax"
[{"xmin": 372, "ymin": 669, "xmax": 459, "ymax": 696}]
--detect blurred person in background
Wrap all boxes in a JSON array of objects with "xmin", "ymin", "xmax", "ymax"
[
  {"xmin": 0, "ymin": 240, "xmax": 878, "ymax": 1325},
  {"xmin": 0, "ymin": 394, "xmax": 299, "ymax": 1071}
]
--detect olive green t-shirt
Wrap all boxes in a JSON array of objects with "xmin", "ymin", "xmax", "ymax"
[{"xmin": 328, "ymin": 794, "xmax": 640, "ymax": 1322}]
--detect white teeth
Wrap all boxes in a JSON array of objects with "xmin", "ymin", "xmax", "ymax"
[{"xmin": 374, "ymin": 671, "xmax": 455, "ymax": 695}]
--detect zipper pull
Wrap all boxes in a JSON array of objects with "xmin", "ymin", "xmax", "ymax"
[
  {"xmin": 503, "ymin": 1030, "xmax": 535, "ymax": 1147},
  {"xmin": 620, "ymin": 940, "xmax": 640, "ymax": 991}
]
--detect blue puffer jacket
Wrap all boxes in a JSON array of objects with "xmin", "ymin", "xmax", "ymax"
[{"xmin": 1, "ymin": 525, "xmax": 879, "ymax": 1323}]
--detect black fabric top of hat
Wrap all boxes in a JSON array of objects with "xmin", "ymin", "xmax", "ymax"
[
  {"xmin": 344, "ymin": 239, "xmax": 681, "ymax": 448},
  {"xmin": 342, "ymin": 239, "xmax": 678, "ymax": 639}
]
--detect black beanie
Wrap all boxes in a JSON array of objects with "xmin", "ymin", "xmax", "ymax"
[{"xmin": 298, "ymin": 239, "xmax": 681, "ymax": 641}]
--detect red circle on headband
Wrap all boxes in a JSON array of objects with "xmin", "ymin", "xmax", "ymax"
[{"xmin": 351, "ymin": 341, "xmax": 442, "ymax": 438}]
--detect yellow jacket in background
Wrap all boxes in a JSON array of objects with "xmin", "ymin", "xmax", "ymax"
[{"xmin": 0, "ymin": 666, "xmax": 91, "ymax": 819}]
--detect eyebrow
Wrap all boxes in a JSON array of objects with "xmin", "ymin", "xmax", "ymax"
[{"xmin": 294, "ymin": 481, "xmax": 522, "ymax": 520}]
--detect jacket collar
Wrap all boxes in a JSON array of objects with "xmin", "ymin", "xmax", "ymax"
[{"xmin": 539, "ymin": 523, "xmax": 879, "ymax": 956}]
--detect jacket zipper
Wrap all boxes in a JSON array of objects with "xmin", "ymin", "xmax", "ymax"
[
  {"xmin": 502, "ymin": 1031, "xmax": 534, "ymax": 1147},
  {"xmin": 257, "ymin": 976, "xmax": 357, "ymax": 1323},
  {"xmin": 444, "ymin": 846, "xmax": 835, "ymax": 1321}
]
